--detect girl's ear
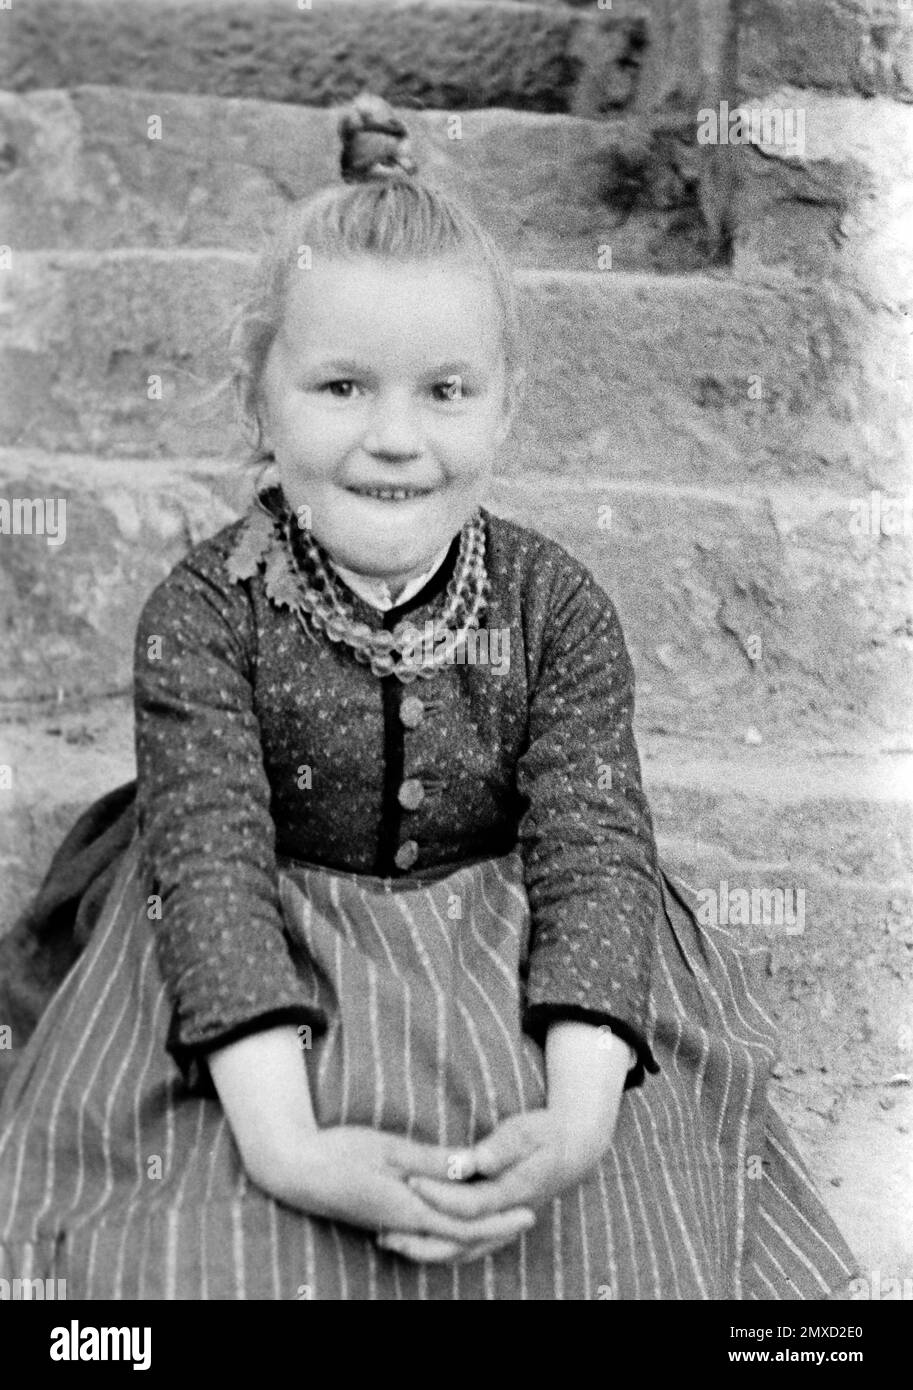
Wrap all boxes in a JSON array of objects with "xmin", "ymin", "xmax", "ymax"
[
  {"xmin": 496, "ymin": 366, "xmax": 527, "ymax": 445},
  {"xmin": 254, "ymin": 396, "xmax": 274, "ymax": 457},
  {"xmin": 235, "ymin": 371, "xmax": 267, "ymax": 453}
]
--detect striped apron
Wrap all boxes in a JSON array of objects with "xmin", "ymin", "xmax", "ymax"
[{"xmin": 0, "ymin": 843, "xmax": 858, "ymax": 1300}]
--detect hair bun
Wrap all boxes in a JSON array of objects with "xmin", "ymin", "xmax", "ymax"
[{"xmin": 339, "ymin": 92, "xmax": 418, "ymax": 184}]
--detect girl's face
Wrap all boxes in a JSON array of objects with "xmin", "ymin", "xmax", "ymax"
[{"xmin": 258, "ymin": 254, "xmax": 519, "ymax": 583}]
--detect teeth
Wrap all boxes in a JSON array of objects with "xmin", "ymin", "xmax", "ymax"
[{"xmin": 355, "ymin": 487, "xmax": 427, "ymax": 501}]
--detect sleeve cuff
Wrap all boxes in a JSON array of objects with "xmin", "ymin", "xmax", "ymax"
[
  {"xmin": 523, "ymin": 1002, "xmax": 660, "ymax": 1091},
  {"xmin": 166, "ymin": 1003, "xmax": 328, "ymax": 1096}
]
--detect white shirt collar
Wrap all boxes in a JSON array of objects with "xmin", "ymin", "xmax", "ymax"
[{"xmin": 329, "ymin": 543, "xmax": 453, "ymax": 612}]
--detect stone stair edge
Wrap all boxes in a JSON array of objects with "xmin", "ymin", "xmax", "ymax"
[
  {"xmin": 6, "ymin": 247, "xmax": 841, "ymax": 305},
  {"xmin": 8, "ymin": 247, "xmax": 727, "ymax": 281},
  {"xmin": 18, "ymin": 78, "xmax": 913, "ymax": 143},
  {"xmin": 653, "ymin": 833, "xmax": 913, "ymax": 891},
  {"xmin": 8, "ymin": 248, "xmax": 886, "ymax": 312},
  {"xmin": 2, "ymin": 737, "xmax": 910, "ymax": 813},
  {"xmin": 10, "ymin": 250, "xmax": 903, "ymax": 322},
  {"xmin": 5, "ymin": 82, "xmax": 629, "ymax": 131},
  {"xmin": 5, "ymin": 0, "xmax": 594, "ymax": 16},
  {"xmin": 0, "ymin": 446, "xmax": 897, "ymax": 518},
  {"xmin": 1, "ymin": 700, "xmax": 911, "ymax": 801},
  {"xmin": 644, "ymin": 755, "xmax": 913, "ymax": 807}
]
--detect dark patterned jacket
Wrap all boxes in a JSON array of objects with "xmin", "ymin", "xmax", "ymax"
[{"xmin": 134, "ymin": 504, "xmax": 662, "ymax": 1089}]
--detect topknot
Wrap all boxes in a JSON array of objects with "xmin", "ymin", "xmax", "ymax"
[{"xmin": 338, "ymin": 93, "xmax": 418, "ymax": 184}]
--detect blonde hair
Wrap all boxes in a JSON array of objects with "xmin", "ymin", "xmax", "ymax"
[{"xmin": 228, "ymin": 100, "xmax": 523, "ymax": 472}]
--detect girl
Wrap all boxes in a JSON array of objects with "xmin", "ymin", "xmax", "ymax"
[{"xmin": 0, "ymin": 96, "xmax": 858, "ymax": 1299}]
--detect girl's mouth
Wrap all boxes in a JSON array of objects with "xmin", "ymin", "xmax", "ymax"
[{"xmin": 347, "ymin": 486, "xmax": 435, "ymax": 502}]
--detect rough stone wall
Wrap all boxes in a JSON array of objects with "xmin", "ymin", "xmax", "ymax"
[
  {"xmin": 741, "ymin": 0, "xmax": 913, "ymax": 99},
  {"xmin": 0, "ymin": 0, "xmax": 644, "ymax": 113}
]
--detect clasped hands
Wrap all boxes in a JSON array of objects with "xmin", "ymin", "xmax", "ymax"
[
  {"xmin": 381, "ymin": 1107, "xmax": 615, "ymax": 1264},
  {"xmin": 271, "ymin": 1107, "xmax": 616, "ymax": 1266}
]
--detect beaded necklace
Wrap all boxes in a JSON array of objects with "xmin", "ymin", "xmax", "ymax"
[{"xmin": 226, "ymin": 485, "xmax": 490, "ymax": 683}]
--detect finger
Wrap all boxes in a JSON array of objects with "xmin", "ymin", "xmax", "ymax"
[
  {"xmin": 383, "ymin": 1137, "xmax": 478, "ymax": 1183},
  {"xmin": 408, "ymin": 1172, "xmax": 536, "ymax": 1220},
  {"xmin": 377, "ymin": 1233, "xmax": 466, "ymax": 1264},
  {"xmin": 375, "ymin": 1177, "xmax": 536, "ymax": 1244},
  {"xmin": 471, "ymin": 1116, "xmax": 537, "ymax": 1177},
  {"xmin": 417, "ymin": 1202, "xmax": 536, "ymax": 1246}
]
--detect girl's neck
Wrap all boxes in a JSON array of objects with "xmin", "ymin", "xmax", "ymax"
[{"xmin": 329, "ymin": 543, "xmax": 453, "ymax": 612}]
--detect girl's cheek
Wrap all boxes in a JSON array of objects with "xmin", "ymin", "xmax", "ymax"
[
  {"xmin": 287, "ymin": 407, "xmax": 349, "ymax": 451},
  {"xmin": 438, "ymin": 409, "xmax": 496, "ymax": 450}
]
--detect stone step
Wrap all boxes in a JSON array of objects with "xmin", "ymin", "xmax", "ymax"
[
  {"xmin": 492, "ymin": 474, "xmax": 911, "ymax": 748},
  {"xmin": 648, "ymin": 765, "xmax": 913, "ymax": 885},
  {"xmin": 0, "ymin": 453, "xmax": 239, "ymax": 704},
  {"xmin": 774, "ymin": 1084, "xmax": 912, "ymax": 1283},
  {"xmin": 0, "ymin": 85, "xmax": 711, "ymax": 273},
  {"xmin": 8, "ymin": 0, "xmax": 911, "ymax": 112},
  {"xmin": 730, "ymin": 87, "xmax": 913, "ymax": 310},
  {"xmin": 8, "ymin": 81, "xmax": 910, "ymax": 293},
  {"xmin": 0, "ymin": 704, "xmax": 137, "ymax": 944},
  {"xmin": 739, "ymin": 0, "xmax": 913, "ymax": 103},
  {"xmin": 0, "ymin": 0, "xmax": 644, "ymax": 115},
  {"xmin": 2, "ymin": 702, "xmax": 909, "ymax": 885},
  {"xmin": 1, "ymin": 453, "xmax": 909, "ymax": 750},
  {"xmin": 3, "ymin": 252, "xmax": 910, "ymax": 494}
]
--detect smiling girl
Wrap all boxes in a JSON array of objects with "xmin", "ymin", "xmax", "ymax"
[{"xmin": 0, "ymin": 96, "xmax": 858, "ymax": 1299}]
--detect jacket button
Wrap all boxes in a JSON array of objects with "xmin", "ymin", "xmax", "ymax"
[
  {"xmin": 398, "ymin": 778, "xmax": 425, "ymax": 811},
  {"xmin": 394, "ymin": 839, "xmax": 419, "ymax": 871},
  {"xmin": 399, "ymin": 695, "xmax": 424, "ymax": 728}
]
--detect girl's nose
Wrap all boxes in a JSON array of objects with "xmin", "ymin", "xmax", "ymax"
[{"xmin": 362, "ymin": 393, "xmax": 423, "ymax": 459}]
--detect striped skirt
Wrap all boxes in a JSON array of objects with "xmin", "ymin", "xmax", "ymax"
[{"xmin": 0, "ymin": 841, "xmax": 858, "ymax": 1300}]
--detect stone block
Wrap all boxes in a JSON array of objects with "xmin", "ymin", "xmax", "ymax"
[
  {"xmin": 488, "ymin": 474, "xmax": 913, "ymax": 747},
  {"xmin": 731, "ymin": 88, "xmax": 913, "ymax": 317},
  {"xmin": 0, "ymin": 0, "xmax": 641, "ymax": 114},
  {"xmin": 0, "ymin": 86, "xmax": 710, "ymax": 272},
  {"xmin": 739, "ymin": 0, "xmax": 913, "ymax": 102},
  {"xmin": 0, "ymin": 452, "xmax": 238, "ymax": 703}
]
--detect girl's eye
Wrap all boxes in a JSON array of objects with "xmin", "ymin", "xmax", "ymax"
[
  {"xmin": 322, "ymin": 380, "xmax": 359, "ymax": 398},
  {"xmin": 434, "ymin": 378, "xmax": 466, "ymax": 402}
]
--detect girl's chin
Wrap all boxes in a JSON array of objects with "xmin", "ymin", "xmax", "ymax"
[
  {"xmin": 315, "ymin": 499, "xmax": 466, "ymax": 565},
  {"xmin": 331, "ymin": 544, "xmax": 447, "ymax": 581}
]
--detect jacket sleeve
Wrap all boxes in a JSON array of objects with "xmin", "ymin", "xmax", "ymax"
[
  {"xmin": 133, "ymin": 548, "xmax": 326, "ymax": 1089},
  {"xmin": 516, "ymin": 556, "xmax": 660, "ymax": 1089}
]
